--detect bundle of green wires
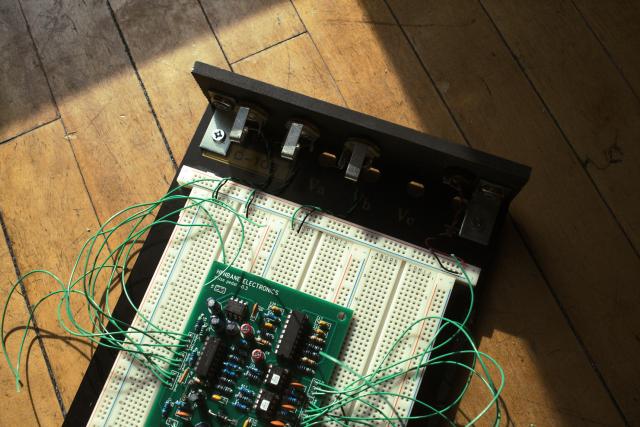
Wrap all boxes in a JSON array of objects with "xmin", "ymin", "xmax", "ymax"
[
  {"xmin": 301, "ymin": 257, "xmax": 504, "ymax": 427},
  {"xmin": 1, "ymin": 177, "xmax": 262, "ymax": 389},
  {"xmin": 1, "ymin": 177, "xmax": 503, "ymax": 425}
]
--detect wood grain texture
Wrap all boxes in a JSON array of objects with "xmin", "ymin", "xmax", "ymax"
[
  {"xmin": 0, "ymin": 120, "xmax": 101, "ymax": 410},
  {"xmin": 20, "ymin": 0, "xmax": 175, "ymax": 220},
  {"xmin": 390, "ymin": 0, "xmax": 638, "ymax": 423},
  {"xmin": 110, "ymin": 0, "xmax": 229, "ymax": 163},
  {"xmin": 0, "ymin": 0, "xmax": 57, "ymax": 142},
  {"xmin": 481, "ymin": 0, "xmax": 640, "ymax": 255},
  {"xmin": 200, "ymin": 0, "xmax": 305, "ymax": 63},
  {"xmin": 233, "ymin": 33, "xmax": 344, "ymax": 105},
  {"xmin": 292, "ymin": 0, "xmax": 461, "ymax": 142},
  {"xmin": 574, "ymin": 0, "xmax": 640, "ymax": 97},
  {"xmin": 0, "ymin": 224, "xmax": 63, "ymax": 427},
  {"xmin": 227, "ymin": 14, "xmax": 623, "ymax": 424},
  {"xmin": 479, "ymin": 0, "xmax": 640, "ymax": 421}
]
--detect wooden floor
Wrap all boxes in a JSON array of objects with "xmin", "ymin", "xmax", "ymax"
[{"xmin": 1, "ymin": 1, "xmax": 639, "ymax": 426}]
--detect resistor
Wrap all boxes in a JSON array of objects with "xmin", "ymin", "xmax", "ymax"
[
  {"xmin": 285, "ymin": 395, "xmax": 300, "ymax": 405},
  {"xmin": 251, "ymin": 302, "xmax": 260, "ymax": 318},
  {"xmin": 237, "ymin": 394, "xmax": 253, "ymax": 404},
  {"xmin": 301, "ymin": 357, "xmax": 316, "ymax": 367},
  {"xmin": 255, "ymin": 337, "xmax": 270, "ymax": 347},
  {"xmin": 302, "ymin": 350, "xmax": 319, "ymax": 360},
  {"xmin": 281, "ymin": 404, "xmax": 296, "ymax": 411},
  {"xmin": 161, "ymin": 399, "xmax": 172, "ymax": 418},
  {"xmin": 309, "ymin": 335, "xmax": 325, "ymax": 344},
  {"xmin": 247, "ymin": 373, "xmax": 261, "ymax": 382},
  {"xmin": 247, "ymin": 366, "xmax": 262, "ymax": 376},
  {"xmin": 187, "ymin": 351, "xmax": 198, "ymax": 366},
  {"xmin": 289, "ymin": 382, "xmax": 305, "ymax": 390},
  {"xmin": 223, "ymin": 361, "xmax": 241, "ymax": 370},
  {"xmin": 260, "ymin": 332, "xmax": 275, "ymax": 341},
  {"xmin": 211, "ymin": 394, "xmax": 223, "ymax": 402},
  {"xmin": 208, "ymin": 411, "xmax": 235, "ymax": 425},
  {"xmin": 233, "ymin": 401, "xmax": 250, "ymax": 412},
  {"xmin": 222, "ymin": 368, "xmax": 239, "ymax": 378},
  {"xmin": 219, "ymin": 377, "xmax": 235, "ymax": 386},
  {"xmin": 297, "ymin": 365, "xmax": 314, "ymax": 376},
  {"xmin": 227, "ymin": 354, "xmax": 242, "ymax": 363},
  {"xmin": 306, "ymin": 344, "xmax": 322, "ymax": 352},
  {"xmin": 215, "ymin": 385, "xmax": 234, "ymax": 395},
  {"xmin": 270, "ymin": 421, "xmax": 285, "ymax": 427},
  {"xmin": 263, "ymin": 314, "xmax": 280, "ymax": 324},
  {"xmin": 239, "ymin": 385, "xmax": 256, "ymax": 396},
  {"xmin": 194, "ymin": 317, "xmax": 204, "ymax": 334}
]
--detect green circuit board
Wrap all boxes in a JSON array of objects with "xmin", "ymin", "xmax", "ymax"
[{"xmin": 146, "ymin": 262, "xmax": 353, "ymax": 427}]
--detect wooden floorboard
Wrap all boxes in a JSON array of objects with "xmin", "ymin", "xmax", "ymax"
[
  {"xmin": 109, "ymin": 0, "xmax": 229, "ymax": 163},
  {"xmin": 233, "ymin": 33, "xmax": 344, "ymax": 105},
  {"xmin": 200, "ymin": 0, "xmax": 305, "ymax": 63},
  {"xmin": 573, "ymin": 0, "xmax": 640, "ymax": 98},
  {"xmin": 481, "ymin": 0, "xmax": 640, "ymax": 254},
  {"xmin": 18, "ymin": 0, "xmax": 176, "ymax": 407},
  {"xmin": 0, "ymin": 221, "xmax": 63, "ymax": 427},
  {"xmin": 480, "ymin": 0, "xmax": 640, "ymax": 422},
  {"xmin": 1, "ymin": 0, "xmax": 638, "ymax": 425},
  {"xmin": 0, "ymin": 120, "xmax": 102, "ymax": 412},
  {"xmin": 256, "ymin": 3, "xmax": 625, "ymax": 424},
  {"xmin": 0, "ymin": 0, "xmax": 57, "ymax": 143}
]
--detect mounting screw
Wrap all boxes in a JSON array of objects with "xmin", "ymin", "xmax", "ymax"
[{"xmin": 211, "ymin": 128, "xmax": 226, "ymax": 142}]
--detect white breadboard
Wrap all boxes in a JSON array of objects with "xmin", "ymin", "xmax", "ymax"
[{"xmin": 88, "ymin": 166, "xmax": 480, "ymax": 426}]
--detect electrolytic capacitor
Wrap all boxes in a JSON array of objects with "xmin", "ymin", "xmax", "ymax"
[
  {"xmin": 251, "ymin": 348, "xmax": 265, "ymax": 364},
  {"xmin": 210, "ymin": 315, "xmax": 224, "ymax": 332},
  {"xmin": 240, "ymin": 323, "xmax": 254, "ymax": 339},
  {"xmin": 225, "ymin": 320, "xmax": 240, "ymax": 336},
  {"xmin": 207, "ymin": 297, "xmax": 222, "ymax": 313}
]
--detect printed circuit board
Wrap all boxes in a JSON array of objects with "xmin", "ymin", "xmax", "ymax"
[{"xmin": 147, "ymin": 261, "xmax": 353, "ymax": 427}]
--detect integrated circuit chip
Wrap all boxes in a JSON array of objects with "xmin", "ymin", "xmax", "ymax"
[
  {"xmin": 275, "ymin": 310, "xmax": 308, "ymax": 361},
  {"xmin": 194, "ymin": 336, "xmax": 224, "ymax": 379},
  {"xmin": 265, "ymin": 365, "xmax": 288, "ymax": 390},
  {"xmin": 224, "ymin": 298, "xmax": 248, "ymax": 321},
  {"xmin": 255, "ymin": 389, "xmax": 278, "ymax": 418}
]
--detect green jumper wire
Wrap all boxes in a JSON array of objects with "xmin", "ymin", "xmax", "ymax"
[{"xmin": 1, "ymin": 178, "xmax": 504, "ymax": 425}]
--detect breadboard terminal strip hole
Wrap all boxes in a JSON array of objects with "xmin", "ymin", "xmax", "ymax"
[{"xmin": 88, "ymin": 166, "xmax": 484, "ymax": 426}]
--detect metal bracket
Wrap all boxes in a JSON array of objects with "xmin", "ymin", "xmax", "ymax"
[
  {"xmin": 229, "ymin": 105, "xmax": 267, "ymax": 144},
  {"xmin": 458, "ymin": 180, "xmax": 507, "ymax": 245},
  {"xmin": 199, "ymin": 108, "xmax": 236, "ymax": 156},
  {"xmin": 281, "ymin": 121, "xmax": 320, "ymax": 161},
  {"xmin": 338, "ymin": 139, "xmax": 380, "ymax": 182}
]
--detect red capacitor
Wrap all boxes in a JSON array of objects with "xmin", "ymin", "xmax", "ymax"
[
  {"xmin": 240, "ymin": 323, "xmax": 254, "ymax": 339},
  {"xmin": 251, "ymin": 348, "xmax": 265, "ymax": 363}
]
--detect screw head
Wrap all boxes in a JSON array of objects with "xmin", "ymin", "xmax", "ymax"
[{"xmin": 211, "ymin": 128, "xmax": 226, "ymax": 142}]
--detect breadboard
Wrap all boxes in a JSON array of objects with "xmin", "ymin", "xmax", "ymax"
[{"xmin": 88, "ymin": 166, "xmax": 480, "ymax": 426}]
